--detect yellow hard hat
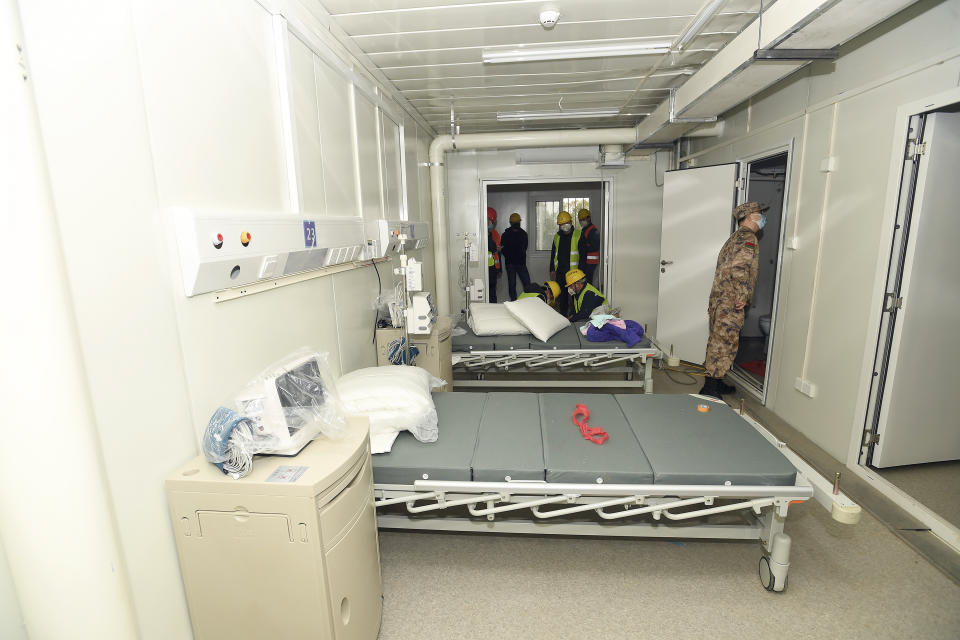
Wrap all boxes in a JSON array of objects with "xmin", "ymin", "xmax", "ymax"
[
  {"xmin": 577, "ymin": 208, "xmax": 591, "ymax": 220},
  {"xmin": 545, "ymin": 281, "xmax": 561, "ymax": 299},
  {"xmin": 565, "ymin": 269, "xmax": 586, "ymax": 287},
  {"xmin": 557, "ymin": 211, "xmax": 572, "ymax": 225},
  {"xmin": 509, "ymin": 212, "xmax": 521, "ymax": 223}
]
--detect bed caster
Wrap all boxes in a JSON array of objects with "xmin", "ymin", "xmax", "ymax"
[{"xmin": 759, "ymin": 533, "xmax": 791, "ymax": 592}]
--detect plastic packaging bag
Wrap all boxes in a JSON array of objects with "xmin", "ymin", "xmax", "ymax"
[
  {"xmin": 202, "ymin": 349, "xmax": 346, "ymax": 478},
  {"xmin": 337, "ymin": 365, "xmax": 444, "ymax": 454}
]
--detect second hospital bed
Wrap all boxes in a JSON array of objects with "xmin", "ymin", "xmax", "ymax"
[
  {"xmin": 451, "ymin": 322, "xmax": 661, "ymax": 392},
  {"xmin": 373, "ymin": 392, "xmax": 860, "ymax": 591}
]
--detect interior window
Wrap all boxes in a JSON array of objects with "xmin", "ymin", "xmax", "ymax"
[
  {"xmin": 535, "ymin": 200, "xmax": 560, "ymax": 250},
  {"xmin": 562, "ymin": 197, "xmax": 590, "ymax": 217}
]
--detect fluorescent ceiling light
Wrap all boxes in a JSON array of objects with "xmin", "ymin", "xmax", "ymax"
[
  {"xmin": 675, "ymin": 0, "xmax": 727, "ymax": 51},
  {"xmin": 483, "ymin": 41, "xmax": 672, "ymax": 64},
  {"xmin": 497, "ymin": 108, "xmax": 622, "ymax": 121}
]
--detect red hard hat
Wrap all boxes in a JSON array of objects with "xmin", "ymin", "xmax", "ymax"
[{"xmin": 487, "ymin": 207, "xmax": 497, "ymax": 222}]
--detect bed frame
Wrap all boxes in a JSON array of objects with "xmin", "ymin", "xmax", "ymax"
[
  {"xmin": 372, "ymin": 393, "xmax": 860, "ymax": 592},
  {"xmin": 451, "ymin": 325, "xmax": 661, "ymax": 392}
]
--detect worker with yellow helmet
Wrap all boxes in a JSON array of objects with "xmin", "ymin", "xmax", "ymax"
[
  {"xmin": 519, "ymin": 281, "xmax": 561, "ymax": 307},
  {"xmin": 499, "ymin": 212, "xmax": 532, "ymax": 300},
  {"xmin": 565, "ymin": 269, "xmax": 608, "ymax": 322},
  {"xmin": 577, "ymin": 208, "xmax": 601, "ymax": 285},
  {"xmin": 549, "ymin": 211, "xmax": 579, "ymax": 315}
]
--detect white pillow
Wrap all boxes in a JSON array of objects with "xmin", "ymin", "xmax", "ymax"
[
  {"xmin": 504, "ymin": 297, "xmax": 570, "ymax": 342},
  {"xmin": 337, "ymin": 366, "xmax": 443, "ymax": 453},
  {"xmin": 467, "ymin": 303, "xmax": 529, "ymax": 336}
]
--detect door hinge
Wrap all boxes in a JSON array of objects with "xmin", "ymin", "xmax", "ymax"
[
  {"xmin": 735, "ymin": 177, "xmax": 745, "ymax": 190},
  {"xmin": 906, "ymin": 140, "xmax": 927, "ymax": 160},
  {"xmin": 863, "ymin": 432, "xmax": 880, "ymax": 446},
  {"xmin": 883, "ymin": 292, "xmax": 903, "ymax": 312}
]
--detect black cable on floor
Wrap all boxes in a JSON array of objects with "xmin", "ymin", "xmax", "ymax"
[{"xmin": 371, "ymin": 259, "xmax": 382, "ymax": 344}]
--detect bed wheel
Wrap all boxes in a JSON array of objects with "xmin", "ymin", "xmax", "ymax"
[
  {"xmin": 759, "ymin": 555, "xmax": 789, "ymax": 592},
  {"xmin": 759, "ymin": 555, "xmax": 775, "ymax": 591}
]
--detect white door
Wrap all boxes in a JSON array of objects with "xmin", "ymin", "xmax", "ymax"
[
  {"xmin": 656, "ymin": 164, "xmax": 738, "ymax": 363},
  {"xmin": 872, "ymin": 112, "xmax": 960, "ymax": 467}
]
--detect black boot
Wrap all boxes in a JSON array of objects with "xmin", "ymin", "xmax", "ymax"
[
  {"xmin": 698, "ymin": 377, "xmax": 722, "ymax": 399},
  {"xmin": 718, "ymin": 379, "xmax": 737, "ymax": 395}
]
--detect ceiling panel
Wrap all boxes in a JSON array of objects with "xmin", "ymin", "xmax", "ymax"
[
  {"xmin": 331, "ymin": 1, "xmax": 712, "ymax": 35},
  {"xmin": 316, "ymin": 0, "xmax": 767, "ymax": 133}
]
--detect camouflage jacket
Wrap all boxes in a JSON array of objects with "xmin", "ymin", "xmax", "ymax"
[{"xmin": 709, "ymin": 227, "xmax": 759, "ymax": 307}]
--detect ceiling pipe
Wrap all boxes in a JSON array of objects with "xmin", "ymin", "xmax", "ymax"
[{"xmin": 429, "ymin": 127, "xmax": 641, "ymax": 314}]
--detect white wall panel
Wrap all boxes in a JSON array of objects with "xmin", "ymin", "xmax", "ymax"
[
  {"xmin": 315, "ymin": 55, "xmax": 359, "ymax": 217},
  {"xmin": 381, "ymin": 113, "xmax": 403, "ymax": 219},
  {"xmin": 355, "ymin": 94, "xmax": 384, "ymax": 219},
  {"xmin": 0, "ymin": 538, "xmax": 25, "ymax": 640},
  {"xmin": 135, "ymin": 0, "xmax": 287, "ymax": 210},
  {"xmin": 333, "ymin": 267, "xmax": 381, "ymax": 373},
  {"xmin": 289, "ymin": 34, "xmax": 327, "ymax": 215}
]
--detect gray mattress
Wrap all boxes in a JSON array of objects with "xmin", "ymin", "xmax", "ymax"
[
  {"xmin": 373, "ymin": 392, "xmax": 796, "ymax": 487},
  {"xmin": 452, "ymin": 322, "xmax": 656, "ymax": 352}
]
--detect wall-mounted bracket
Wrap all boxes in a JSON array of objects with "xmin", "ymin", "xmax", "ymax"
[{"xmin": 669, "ymin": 88, "xmax": 718, "ymax": 124}]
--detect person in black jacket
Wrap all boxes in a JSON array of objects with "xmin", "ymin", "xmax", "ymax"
[{"xmin": 499, "ymin": 212, "xmax": 532, "ymax": 301}]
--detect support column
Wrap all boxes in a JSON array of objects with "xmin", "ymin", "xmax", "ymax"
[{"xmin": 0, "ymin": 0, "xmax": 139, "ymax": 637}]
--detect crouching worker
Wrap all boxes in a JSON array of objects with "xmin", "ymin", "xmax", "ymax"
[
  {"xmin": 519, "ymin": 281, "xmax": 561, "ymax": 307},
  {"xmin": 565, "ymin": 269, "xmax": 607, "ymax": 322}
]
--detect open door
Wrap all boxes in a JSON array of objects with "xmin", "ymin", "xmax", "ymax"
[
  {"xmin": 869, "ymin": 111, "xmax": 960, "ymax": 467},
  {"xmin": 656, "ymin": 164, "xmax": 738, "ymax": 362}
]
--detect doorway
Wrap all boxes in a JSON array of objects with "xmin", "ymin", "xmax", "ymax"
[
  {"xmin": 728, "ymin": 151, "xmax": 790, "ymax": 400},
  {"xmin": 860, "ymin": 106, "xmax": 960, "ymax": 536},
  {"xmin": 484, "ymin": 180, "xmax": 607, "ymax": 303}
]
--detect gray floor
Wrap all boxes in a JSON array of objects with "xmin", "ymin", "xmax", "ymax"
[
  {"xmin": 876, "ymin": 460, "xmax": 960, "ymax": 531},
  {"xmin": 377, "ymin": 369, "xmax": 960, "ymax": 639}
]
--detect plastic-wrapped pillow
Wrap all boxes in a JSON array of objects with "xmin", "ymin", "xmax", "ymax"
[
  {"xmin": 467, "ymin": 303, "xmax": 529, "ymax": 336},
  {"xmin": 337, "ymin": 365, "xmax": 445, "ymax": 453},
  {"xmin": 504, "ymin": 297, "xmax": 569, "ymax": 342}
]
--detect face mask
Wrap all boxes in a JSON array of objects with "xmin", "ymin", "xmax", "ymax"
[
  {"xmin": 488, "ymin": 221, "xmax": 494, "ymax": 230},
  {"xmin": 567, "ymin": 287, "xmax": 576, "ymax": 296},
  {"xmin": 560, "ymin": 223, "xmax": 572, "ymax": 233},
  {"xmin": 579, "ymin": 219, "xmax": 590, "ymax": 228},
  {"xmin": 755, "ymin": 214, "xmax": 767, "ymax": 230}
]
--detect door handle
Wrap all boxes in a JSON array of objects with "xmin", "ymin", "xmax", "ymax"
[{"xmin": 660, "ymin": 260, "xmax": 673, "ymax": 266}]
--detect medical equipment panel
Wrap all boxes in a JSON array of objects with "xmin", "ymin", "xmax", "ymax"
[
  {"xmin": 166, "ymin": 417, "xmax": 382, "ymax": 639},
  {"xmin": 365, "ymin": 220, "xmax": 430, "ymax": 259},
  {"xmin": 174, "ymin": 208, "xmax": 369, "ymax": 296}
]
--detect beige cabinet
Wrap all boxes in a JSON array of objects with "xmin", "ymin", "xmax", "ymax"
[
  {"xmin": 376, "ymin": 315, "xmax": 452, "ymax": 391},
  {"xmin": 166, "ymin": 417, "xmax": 381, "ymax": 640}
]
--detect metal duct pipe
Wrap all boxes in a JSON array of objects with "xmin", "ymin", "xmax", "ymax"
[{"xmin": 429, "ymin": 127, "xmax": 641, "ymax": 314}]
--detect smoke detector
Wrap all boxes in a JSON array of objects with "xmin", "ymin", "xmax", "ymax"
[{"xmin": 539, "ymin": 9, "xmax": 560, "ymax": 29}]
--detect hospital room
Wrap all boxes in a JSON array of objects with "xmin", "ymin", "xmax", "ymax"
[{"xmin": 4, "ymin": 0, "xmax": 960, "ymax": 638}]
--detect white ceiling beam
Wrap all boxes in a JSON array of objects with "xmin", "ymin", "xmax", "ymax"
[{"xmin": 635, "ymin": 0, "xmax": 919, "ymax": 142}]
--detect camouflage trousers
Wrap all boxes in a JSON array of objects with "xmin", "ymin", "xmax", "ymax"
[{"xmin": 704, "ymin": 298, "xmax": 745, "ymax": 378}]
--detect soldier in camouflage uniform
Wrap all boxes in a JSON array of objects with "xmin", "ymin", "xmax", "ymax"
[{"xmin": 699, "ymin": 201, "xmax": 767, "ymax": 399}]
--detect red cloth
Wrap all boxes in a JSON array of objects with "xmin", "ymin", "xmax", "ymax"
[
  {"xmin": 740, "ymin": 360, "xmax": 766, "ymax": 376},
  {"xmin": 572, "ymin": 404, "xmax": 609, "ymax": 445}
]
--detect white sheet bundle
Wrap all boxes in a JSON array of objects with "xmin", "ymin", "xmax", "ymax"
[{"xmin": 337, "ymin": 365, "xmax": 444, "ymax": 453}]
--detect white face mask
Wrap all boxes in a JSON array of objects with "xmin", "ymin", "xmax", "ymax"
[
  {"xmin": 579, "ymin": 218, "xmax": 590, "ymax": 228},
  {"xmin": 560, "ymin": 223, "xmax": 572, "ymax": 233},
  {"xmin": 567, "ymin": 287, "xmax": 576, "ymax": 296}
]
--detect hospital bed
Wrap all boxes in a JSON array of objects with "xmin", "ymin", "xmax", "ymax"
[
  {"xmin": 372, "ymin": 392, "xmax": 860, "ymax": 591},
  {"xmin": 452, "ymin": 323, "xmax": 661, "ymax": 392}
]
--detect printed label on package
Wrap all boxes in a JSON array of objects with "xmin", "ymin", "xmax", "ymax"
[{"xmin": 266, "ymin": 465, "xmax": 309, "ymax": 483}]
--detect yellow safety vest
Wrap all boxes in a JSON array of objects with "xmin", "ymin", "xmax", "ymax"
[
  {"xmin": 574, "ymin": 284, "xmax": 607, "ymax": 313},
  {"xmin": 518, "ymin": 292, "xmax": 540, "ymax": 300},
  {"xmin": 552, "ymin": 228, "xmax": 581, "ymax": 271}
]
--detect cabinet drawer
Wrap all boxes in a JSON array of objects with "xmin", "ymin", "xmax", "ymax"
[{"xmin": 319, "ymin": 456, "xmax": 373, "ymax": 548}]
